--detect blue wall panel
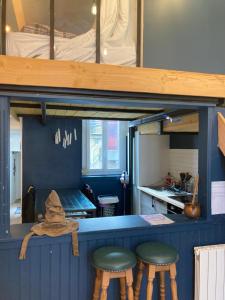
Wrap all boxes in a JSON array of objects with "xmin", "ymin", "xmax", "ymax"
[
  {"xmin": 0, "ymin": 98, "xmax": 10, "ymax": 237},
  {"xmin": 0, "ymin": 219, "xmax": 225, "ymax": 300},
  {"xmin": 22, "ymin": 117, "xmax": 82, "ymax": 193}
]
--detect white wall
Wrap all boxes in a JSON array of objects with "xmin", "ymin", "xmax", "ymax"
[
  {"xmin": 138, "ymin": 134, "xmax": 170, "ymax": 186},
  {"xmin": 10, "ymin": 117, "xmax": 22, "ymax": 203},
  {"xmin": 135, "ymin": 132, "xmax": 199, "ymax": 187},
  {"xmin": 10, "ymin": 130, "xmax": 21, "ymax": 152},
  {"xmin": 169, "ymin": 149, "xmax": 198, "ymax": 179}
]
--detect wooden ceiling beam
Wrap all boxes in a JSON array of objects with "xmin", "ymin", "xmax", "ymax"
[
  {"xmin": 0, "ymin": 56, "xmax": 225, "ymax": 100},
  {"xmin": 17, "ymin": 114, "xmax": 135, "ymax": 121},
  {"xmin": 12, "ymin": 0, "xmax": 26, "ymax": 31},
  {"xmin": 10, "ymin": 102, "xmax": 163, "ymax": 114}
]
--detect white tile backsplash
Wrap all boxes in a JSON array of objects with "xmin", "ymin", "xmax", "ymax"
[{"xmin": 169, "ymin": 149, "xmax": 198, "ymax": 179}]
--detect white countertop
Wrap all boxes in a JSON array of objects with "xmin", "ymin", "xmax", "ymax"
[{"xmin": 138, "ymin": 186, "xmax": 186, "ymax": 209}]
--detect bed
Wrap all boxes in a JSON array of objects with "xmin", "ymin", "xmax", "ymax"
[
  {"xmin": 6, "ymin": 0, "xmax": 137, "ymax": 66},
  {"xmin": 35, "ymin": 188, "xmax": 96, "ymax": 219}
]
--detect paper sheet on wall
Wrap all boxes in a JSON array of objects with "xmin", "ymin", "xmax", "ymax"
[
  {"xmin": 211, "ymin": 181, "xmax": 225, "ymax": 215},
  {"xmin": 141, "ymin": 214, "xmax": 174, "ymax": 225}
]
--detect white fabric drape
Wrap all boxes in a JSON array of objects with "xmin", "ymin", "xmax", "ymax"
[{"xmin": 6, "ymin": 0, "xmax": 136, "ymax": 66}]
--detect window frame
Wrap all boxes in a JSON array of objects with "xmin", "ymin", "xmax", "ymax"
[{"xmin": 82, "ymin": 120, "xmax": 127, "ymax": 176}]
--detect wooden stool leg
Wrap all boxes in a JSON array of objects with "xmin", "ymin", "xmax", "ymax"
[
  {"xmin": 126, "ymin": 269, "xmax": 134, "ymax": 300},
  {"xmin": 120, "ymin": 277, "xmax": 126, "ymax": 300},
  {"xmin": 100, "ymin": 272, "xmax": 110, "ymax": 300},
  {"xmin": 146, "ymin": 265, "xmax": 156, "ymax": 300},
  {"xmin": 134, "ymin": 261, "xmax": 145, "ymax": 300},
  {"xmin": 93, "ymin": 269, "xmax": 102, "ymax": 300},
  {"xmin": 169, "ymin": 264, "xmax": 178, "ymax": 300},
  {"xmin": 159, "ymin": 271, "xmax": 166, "ymax": 300}
]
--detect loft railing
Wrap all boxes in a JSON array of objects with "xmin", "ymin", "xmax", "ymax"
[{"xmin": 0, "ymin": 0, "xmax": 143, "ymax": 67}]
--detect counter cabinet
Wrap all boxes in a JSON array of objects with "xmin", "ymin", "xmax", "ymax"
[
  {"xmin": 140, "ymin": 192, "xmax": 167, "ymax": 215},
  {"xmin": 0, "ymin": 215, "xmax": 225, "ymax": 300}
]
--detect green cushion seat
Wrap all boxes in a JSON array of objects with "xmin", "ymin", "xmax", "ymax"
[
  {"xmin": 92, "ymin": 246, "xmax": 137, "ymax": 272},
  {"xmin": 136, "ymin": 242, "xmax": 178, "ymax": 265}
]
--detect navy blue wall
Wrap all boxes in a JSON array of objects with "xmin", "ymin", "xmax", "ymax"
[
  {"xmin": 82, "ymin": 175, "xmax": 126, "ymax": 215},
  {"xmin": 22, "ymin": 117, "xmax": 82, "ymax": 194},
  {"xmin": 22, "ymin": 117, "xmax": 126, "ymax": 215},
  {"xmin": 144, "ymin": 0, "xmax": 225, "ymax": 74},
  {"xmin": 169, "ymin": 133, "xmax": 199, "ymax": 149},
  {"xmin": 0, "ymin": 98, "xmax": 10, "ymax": 238}
]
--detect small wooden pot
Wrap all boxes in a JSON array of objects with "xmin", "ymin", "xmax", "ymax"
[{"xmin": 184, "ymin": 203, "xmax": 201, "ymax": 219}]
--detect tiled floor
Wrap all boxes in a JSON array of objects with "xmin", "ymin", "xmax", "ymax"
[{"xmin": 10, "ymin": 202, "xmax": 22, "ymax": 225}]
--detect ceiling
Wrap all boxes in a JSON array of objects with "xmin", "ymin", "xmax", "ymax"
[{"xmin": 10, "ymin": 100, "xmax": 164, "ymax": 121}]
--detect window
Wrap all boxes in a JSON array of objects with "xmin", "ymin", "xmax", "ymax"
[{"xmin": 82, "ymin": 120, "xmax": 128, "ymax": 175}]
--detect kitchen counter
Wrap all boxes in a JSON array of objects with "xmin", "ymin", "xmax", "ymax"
[{"xmin": 138, "ymin": 186, "xmax": 186, "ymax": 209}]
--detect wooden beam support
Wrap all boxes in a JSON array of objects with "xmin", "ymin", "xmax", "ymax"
[
  {"xmin": 163, "ymin": 113, "xmax": 199, "ymax": 133},
  {"xmin": 12, "ymin": 0, "xmax": 26, "ymax": 31},
  {"xmin": 0, "ymin": 56, "xmax": 225, "ymax": 99},
  {"xmin": 10, "ymin": 102, "xmax": 163, "ymax": 115}
]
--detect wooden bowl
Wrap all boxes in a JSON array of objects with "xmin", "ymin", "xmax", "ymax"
[{"xmin": 184, "ymin": 203, "xmax": 201, "ymax": 219}]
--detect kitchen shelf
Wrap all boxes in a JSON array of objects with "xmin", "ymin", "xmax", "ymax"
[{"xmin": 218, "ymin": 112, "xmax": 225, "ymax": 156}]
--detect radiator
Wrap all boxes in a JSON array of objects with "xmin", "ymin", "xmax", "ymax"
[{"xmin": 194, "ymin": 244, "xmax": 225, "ymax": 300}]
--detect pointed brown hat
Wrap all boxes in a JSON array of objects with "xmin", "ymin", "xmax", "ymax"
[{"xmin": 19, "ymin": 190, "xmax": 79, "ymax": 260}]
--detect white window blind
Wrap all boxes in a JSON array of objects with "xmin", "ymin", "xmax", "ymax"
[{"xmin": 82, "ymin": 120, "xmax": 128, "ymax": 175}]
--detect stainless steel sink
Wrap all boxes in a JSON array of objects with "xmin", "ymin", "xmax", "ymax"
[
  {"xmin": 147, "ymin": 186, "xmax": 167, "ymax": 191},
  {"xmin": 169, "ymin": 195, "xmax": 193, "ymax": 203}
]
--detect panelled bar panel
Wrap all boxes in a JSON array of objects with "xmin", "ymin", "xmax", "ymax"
[{"xmin": 0, "ymin": 97, "xmax": 10, "ymax": 237}]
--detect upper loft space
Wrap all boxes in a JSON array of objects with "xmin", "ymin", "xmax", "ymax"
[
  {"xmin": 0, "ymin": 0, "xmax": 140, "ymax": 66},
  {"xmin": 0, "ymin": 0, "xmax": 225, "ymax": 75}
]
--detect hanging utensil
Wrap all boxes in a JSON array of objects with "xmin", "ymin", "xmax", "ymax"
[
  {"xmin": 184, "ymin": 175, "xmax": 201, "ymax": 219},
  {"xmin": 191, "ymin": 175, "xmax": 199, "ymax": 205}
]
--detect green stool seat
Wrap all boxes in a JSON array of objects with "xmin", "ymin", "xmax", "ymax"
[
  {"xmin": 92, "ymin": 246, "xmax": 137, "ymax": 272},
  {"xmin": 136, "ymin": 242, "xmax": 178, "ymax": 265}
]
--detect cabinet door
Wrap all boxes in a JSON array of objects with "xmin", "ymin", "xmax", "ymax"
[
  {"xmin": 153, "ymin": 197, "xmax": 167, "ymax": 214},
  {"xmin": 140, "ymin": 192, "xmax": 156, "ymax": 215}
]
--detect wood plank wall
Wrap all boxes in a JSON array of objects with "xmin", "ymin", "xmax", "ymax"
[
  {"xmin": 0, "ymin": 220, "xmax": 225, "ymax": 300},
  {"xmin": 163, "ymin": 113, "xmax": 199, "ymax": 132}
]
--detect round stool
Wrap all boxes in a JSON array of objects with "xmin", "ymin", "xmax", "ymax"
[
  {"xmin": 134, "ymin": 242, "xmax": 179, "ymax": 300},
  {"xmin": 92, "ymin": 246, "xmax": 137, "ymax": 300}
]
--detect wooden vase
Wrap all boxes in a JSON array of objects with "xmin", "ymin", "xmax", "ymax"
[{"xmin": 184, "ymin": 203, "xmax": 201, "ymax": 219}]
